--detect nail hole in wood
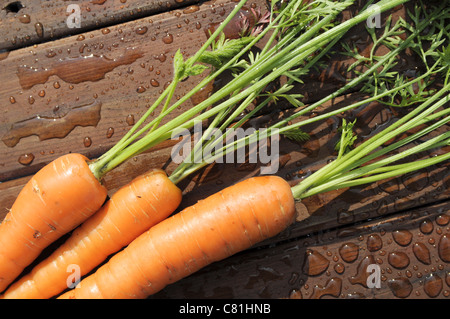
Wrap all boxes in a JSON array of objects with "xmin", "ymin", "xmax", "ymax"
[{"xmin": 3, "ymin": 1, "xmax": 24, "ymax": 13}]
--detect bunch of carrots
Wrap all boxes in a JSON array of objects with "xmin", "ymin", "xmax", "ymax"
[{"xmin": 1, "ymin": 0, "xmax": 449, "ymax": 299}]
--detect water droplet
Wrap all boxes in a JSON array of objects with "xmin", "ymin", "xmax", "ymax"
[
  {"xmin": 35, "ymin": 22, "xmax": 44, "ymax": 38},
  {"xmin": 135, "ymin": 26, "xmax": 148, "ymax": 35},
  {"xmin": 18, "ymin": 153, "xmax": 35, "ymax": 165},
  {"xmin": 136, "ymin": 86, "xmax": 146, "ymax": 93},
  {"xmin": 2, "ymin": 100, "xmax": 102, "ymax": 147},
  {"xmin": 309, "ymin": 278, "xmax": 342, "ymax": 299},
  {"xmin": 83, "ymin": 136, "xmax": 92, "ymax": 147},
  {"xmin": 388, "ymin": 277, "xmax": 412, "ymax": 298},
  {"xmin": 334, "ymin": 263, "xmax": 345, "ymax": 274},
  {"xmin": 392, "ymin": 229, "xmax": 413, "ymax": 246},
  {"xmin": 420, "ymin": 218, "xmax": 434, "ymax": 234},
  {"xmin": 288, "ymin": 272, "xmax": 299, "ymax": 285},
  {"xmin": 438, "ymin": 234, "xmax": 450, "ymax": 262},
  {"xmin": 53, "ymin": 81, "xmax": 60, "ymax": 89},
  {"xmin": 349, "ymin": 255, "xmax": 376, "ymax": 288},
  {"xmin": 162, "ymin": 33, "xmax": 173, "ymax": 44},
  {"xmin": 150, "ymin": 79, "xmax": 160, "ymax": 87},
  {"xmin": 19, "ymin": 14, "xmax": 31, "ymax": 24},
  {"xmin": 126, "ymin": 114, "xmax": 135, "ymax": 126},
  {"xmin": 101, "ymin": 28, "xmax": 110, "ymax": 34},
  {"xmin": 302, "ymin": 249, "xmax": 329, "ymax": 276},
  {"xmin": 9, "ymin": 96, "xmax": 16, "ymax": 104},
  {"xmin": 182, "ymin": 5, "xmax": 200, "ymax": 14},
  {"xmin": 436, "ymin": 213, "xmax": 450, "ymax": 226},
  {"xmin": 338, "ymin": 242, "xmax": 359, "ymax": 263},
  {"xmin": 77, "ymin": 34, "xmax": 85, "ymax": 41},
  {"xmin": 289, "ymin": 289, "xmax": 302, "ymax": 299},
  {"xmin": 153, "ymin": 53, "xmax": 167, "ymax": 63},
  {"xmin": 388, "ymin": 251, "xmax": 410, "ymax": 269},
  {"xmin": 38, "ymin": 90, "xmax": 45, "ymax": 97},
  {"xmin": 17, "ymin": 48, "xmax": 143, "ymax": 90},
  {"xmin": 413, "ymin": 242, "xmax": 431, "ymax": 265},
  {"xmin": 424, "ymin": 274, "xmax": 443, "ymax": 298},
  {"xmin": 106, "ymin": 127, "xmax": 114, "ymax": 138},
  {"xmin": 28, "ymin": 95, "xmax": 35, "ymax": 104},
  {"xmin": 367, "ymin": 234, "xmax": 383, "ymax": 252}
]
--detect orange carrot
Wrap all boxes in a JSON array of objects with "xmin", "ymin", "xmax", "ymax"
[
  {"xmin": 1, "ymin": 169, "xmax": 182, "ymax": 299},
  {"xmin": 58, "ymin": 175, "xmax": 296, "ymax": 299},
  {"xmin": 0, "ymin": 153, "xmax": 108, "ymax": 293}
]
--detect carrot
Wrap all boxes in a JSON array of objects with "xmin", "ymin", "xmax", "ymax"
[
  {"xmin": 0, "ymin": 0, "xmax": 250, "ymax": 294},
  {"xmin": 58, "ymin": 175, "xmax": 296, "ymax": 299},
  {"xmin": 0, "ymin": 153, "xmax": 108, "ymax": 293},
  {"xmin": 1, "ymin": 169, "xmax": 182, "ymax": 299}
]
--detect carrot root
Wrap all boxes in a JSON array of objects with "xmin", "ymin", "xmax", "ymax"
[
  {"xmin": 1, "ymin": 169, "xmax": 182, "ymax": 299},
  {"xmin": 59, "ymin": 175, "xmax": 296, "ymax": 299},
  {"xmin": 0, "ymin": 153, "xmax": 107, "ymax": 293}
]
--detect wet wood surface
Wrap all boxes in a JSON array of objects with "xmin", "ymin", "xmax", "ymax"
[{"xmin": 0, "ymin": 0, "xmax": 449, "ymax": 299}]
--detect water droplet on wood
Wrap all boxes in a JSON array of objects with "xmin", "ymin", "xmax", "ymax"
[
  {"xmin": 309, "ymin": 278, "xmax": 342, "ymax": 299},
  {"xmin": 436, "ymin": 214, "xmax": 450, "ymax": 226},
  {"xmin": 136, "ymin": 86, "xmax": 146, "ymax": 93},
  {"xmin": 162, "ymin": 33, "xmax": 173, "ymax": 44},
  {"xmin": 388, "ymin": 277, "xmax": 412, "ymax": 298},
  {"xmin": 302, "ymin": 249, "xmax": 329, "ymax": 276},
  {"xmin": 338, "ymin": 242, "xmax": 359, "ymax": 263},
  {"xmin": 135, "ymin": 26, "xmax": 148, "ymax": 35},
  {"xmin": 83, "ymin": 136, "xmax": 92, "ymax": 147},
  {"xmin": 126, "ymin": 114, "xmax": 135, "ymax": 126},
  {"xmin": 182, "ymin": 5, "xmax": 200, "ymax": 14},
  {"xmin": 19, "ymin": 14, "xmax": 31, "ymax": 24},
  {"xmin": 106, "ymin": 127, "xmax": 114, "ymax": 138},
  {"xmin": 412, "ymin": 242, "xmax": 431, "ymax": 265},
  {"xmin": 388, "ymin": 251, "xmax": 410, "ymax": 269},
  {"xmin": 2, "ymin": 100, "xmax": 102, "ymax": 147},
  {"xmin": 153, "ymin": 53, "xmax": 167, "ymax": 63},
  {"xmin": 150, "ymin": 79, "xmax": 160, "ymax": 87},
  {"xmin": 17, "ymin": 48, "xmax": 143, "ymax": 90},
  {"xmin": 420, "ymin": 218, "xmax": 434, "ymax": 234},
  {"xmin": 438, "ymin": 234, "xmax": 450, "ymax": 262},
  {"xmin": 35, "ymin": 22, "xmax": 44, "ymax": 38},
  {"xmin": 423, "ymin": 274, "xmax": 443, "ymax": 298},
  {"xmin": 392, "ymin": 229, "xmax": 413, "ymax": 246},
  {"xmin": 18, "ymin": 153, "xmax": 35, "ymax": 165},
  {"xmin": 367, "ymin": 234, "xmax": 383, "ymax": 252},
  {"xmin": 349, "ymin": 255, "xmax": 375, "ymax": 287}
]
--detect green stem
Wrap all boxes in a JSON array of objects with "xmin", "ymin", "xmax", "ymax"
[
  {"xmin": 302, "ymin": 150, "xmax": 450, "ymax": 198},
  {"xmin": 290, "ymin": 85, "xmax": 450, "ymax": 198},
  {"xmin": 91, "ymin": 0, "xmax": 410, "ymax": 180}
]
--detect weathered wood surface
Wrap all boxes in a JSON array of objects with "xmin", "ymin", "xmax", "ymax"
[
  {"xmin": 0, "ymin": 0, "xmax": 200, "ymax": 51},
  {"xmin": 0, "ymin": 0, "xmax": 448, "ymax": 299}
]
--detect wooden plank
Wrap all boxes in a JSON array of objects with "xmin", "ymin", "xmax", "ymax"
[
  {"xmin": 0, "ymin": 0, "xmax": 270, "ymax": 182},
  {"xmin": 0, "ymin": 0, "xmax": 200, "ymax": 51},
  {"xmin": 151, "ymin": 200, "xmax": 450, "ymax": 299}
]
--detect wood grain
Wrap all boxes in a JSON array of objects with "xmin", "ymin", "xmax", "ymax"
[{"xmin": 0, "ymin": 0, "xmax": 200, "ymax": 51}]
